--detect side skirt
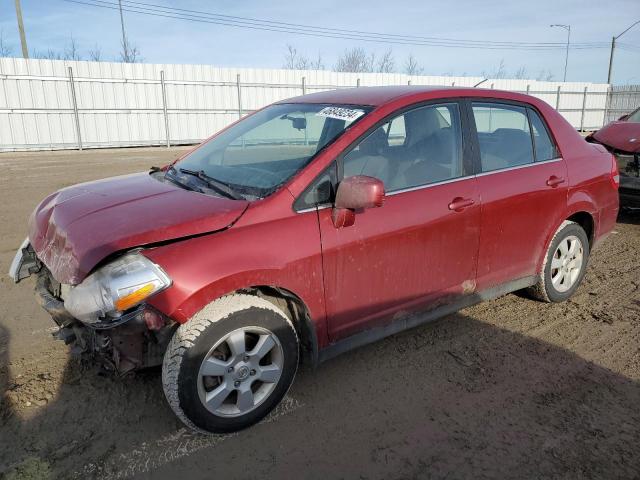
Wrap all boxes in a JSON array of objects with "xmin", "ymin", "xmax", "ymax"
[{"xmin": 317, "ymin": 276, "xmax": 537, "ymax": 364}]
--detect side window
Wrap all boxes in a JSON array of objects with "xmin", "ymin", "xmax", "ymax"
[
  {"xmin": 472, "ymin": 103, "xmax": 534, "ymax": 172},
  {"xmin": 294, "ymin": 162, "xmax": 337, "ymax": 211},
  {"xmin": 528, "ymin": 109, "xmax": 558, "ymax": 161},
  {"xmin": 342, "ymin": 103, "xmax": 463, "ymax": 192}
]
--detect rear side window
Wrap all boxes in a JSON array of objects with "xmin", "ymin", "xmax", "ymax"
[
  {"xmin": 528, "ymin": 109, "xmax": 558, "ymax": 161},
  {"xmin": 472, "ymin": 103, "xmax": 534, "ymax": 172}
]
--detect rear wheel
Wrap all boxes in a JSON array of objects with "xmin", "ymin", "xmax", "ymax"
[
  {"xmin": 162, "ymin": 294, "xmax": 299, "ymax": 433},
  {"xmin": 527, "ymin": 221, "xmax": 590, "ymax": 303}
]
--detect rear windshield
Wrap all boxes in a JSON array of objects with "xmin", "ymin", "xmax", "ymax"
[{"xmin": 174, "ymin": 103, "xmax": 370, "ymax": 199}]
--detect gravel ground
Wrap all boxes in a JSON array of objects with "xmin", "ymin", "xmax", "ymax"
[{"xmin": 0, "ymin": 147, "xmax": 639, "ymax": 480}]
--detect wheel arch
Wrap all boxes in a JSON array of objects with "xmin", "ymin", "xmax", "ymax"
[
  {"xmin": 174, "ymin": 283, "xmax": 321, "ymax": 368},
  {"xmin": 241, "ymin": 285, "xmax": 319, "ymax": 368},
  {"xmin": 536, "ymin": 201, "xmax": 597, "ymax": 273}
]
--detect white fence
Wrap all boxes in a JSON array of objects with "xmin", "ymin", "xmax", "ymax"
[{"xmin": 0, "ymin": 58, "xmax": 611, "ymax": 152}]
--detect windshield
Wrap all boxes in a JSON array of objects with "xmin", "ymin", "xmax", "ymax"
[
  {"xmin": 628, "ymin": 108, "xmax": 640, "ymax": 123},
  {"xmin": 172, "ymin": 103, "xmax": 370, "ymax": 199}
]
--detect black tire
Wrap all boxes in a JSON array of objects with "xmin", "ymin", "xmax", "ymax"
[
  {"xmin": 527, "ymin": 221, "xmax": 590, "ymax": 303},
  {"xmin": 162, "ymin": 294, "xmax": 299, "ymax": 433}
]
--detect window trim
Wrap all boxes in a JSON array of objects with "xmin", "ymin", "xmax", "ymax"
[
  {"xmin": 293, "ymin": 98, "xmax": 474, "ymax": 212},
  {"xmin": 526, "ymin": 106, "xmax": 560, "ymax": 162},
  {"xmin": 469, "ymin": 100, "xmax": 536, "ymax": 174},
  {"xmin": 294, "ymin": 97, "xmax": 563, "ymax": 213},
  {"xmin": 336, "ymin": 100, "xmax": 470, "ymax": 189},
  {"xmin": 464, "ymin": 98, "xmax": 562, "ymax": 174},
  {"xmin": 293, "ymin": 161, "xmax": 338, "ymax": 212}
]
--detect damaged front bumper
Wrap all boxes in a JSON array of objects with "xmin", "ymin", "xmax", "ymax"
[
  {"xmin": 11, "ymin": 241, "xmax": 177, "ymax": 373},
  {"xmin": 34, "ymin": 267, "xmax": 177, "ymax": 373}
]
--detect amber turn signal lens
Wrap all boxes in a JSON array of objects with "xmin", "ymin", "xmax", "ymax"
[{"xmin": 114, "ymin": 283, "xmax": 155, "ymax": 311}]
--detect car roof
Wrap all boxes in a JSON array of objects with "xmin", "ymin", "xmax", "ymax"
[{"xmin": 278, "ymin": 85, "xmax": 532, "ymax": 107}]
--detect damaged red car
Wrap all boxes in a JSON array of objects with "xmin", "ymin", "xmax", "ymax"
[
  {"xmin": 587, "ymin": 106, "xmax": 640, "ymax": 207},
  {"xmin": 10, "ymin": 86, "xmax": 619, "ymax": 433}
]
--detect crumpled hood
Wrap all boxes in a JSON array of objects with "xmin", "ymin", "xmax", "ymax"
[
  {"xmin": 29, "ymin": 172, "xmax": 248, "ymax": 285},
  {"xmin": 592, "ymin": 121, "xmax": 640, "ymax": 153}
]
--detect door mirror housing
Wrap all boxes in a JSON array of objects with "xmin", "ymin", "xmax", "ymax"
[{"xmin": 332, "ymin": 175, "xmax": 385, "ymax": 228}]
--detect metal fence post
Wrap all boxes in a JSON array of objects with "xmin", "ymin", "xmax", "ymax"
[
  {"xmin": 356, "ymin": 78, "xmax": 361, "ymax": 87},
  {"xmin": 580, "ymin": 86, "xmax": 588, "ymax": 131},
  {"xmin": 555, "ymin": 86, "xmax": 561, "ymax": 110},
  {"xmin": 408, "ymin": 80, "xmax": 412, "ymax": 85},
  {"xmin": 236, "ymin": 74, "xmax": 243, "ymax": 119},
  {"xmin": 160, "ymin": 70, "xmax": 170, "ymax": 148},
  {"xmin": 603, "ymin": 85, "xmax": 612, "ymax": 126},
  {"xmin": 301, "ymin": 76, "xmax": 308, "ymax": 145},
  {"xmin": 451, "ymin": 81, "xmax": 455, "ymax": 86},
  {"xmin": 67, "ymin": 66, "xmax": 82, "ymax": 151},
  {"xmin": 490, "ymin": 83, "xmax": 494, "ymax": 89},
  {"xmin": 526, "ymin": 84, "xmax": 530, "ymax": 95}
]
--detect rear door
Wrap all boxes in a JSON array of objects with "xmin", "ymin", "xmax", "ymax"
[
  {"xmin": 313, "ymin": 102, "xmax": 481, "ymax": 341},
  {"xmin": 469, "ymin": 101, "xmax": 568, "ymax": 289}
]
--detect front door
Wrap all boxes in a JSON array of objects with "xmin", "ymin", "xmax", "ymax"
[{"xmin": 318, "ymin": 102, "xmax": 482, "ymax": 341}]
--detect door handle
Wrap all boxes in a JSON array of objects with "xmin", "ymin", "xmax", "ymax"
[
  {"xmin": 546, "ymin": 175, "xmax": 566, "ymax": 187},
  {"xmin": 448, "ymin": 197, "xmax": 475, "ymax": 211}
]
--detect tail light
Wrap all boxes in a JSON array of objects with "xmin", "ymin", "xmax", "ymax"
[{"xmin": 610, "ymin": 154, "xmax": 620, "ymax": 189}]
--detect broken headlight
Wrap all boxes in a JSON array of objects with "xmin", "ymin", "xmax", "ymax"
[{"xmin": 64, "ymin": 253, "xmax": 171, "ymax": 325}]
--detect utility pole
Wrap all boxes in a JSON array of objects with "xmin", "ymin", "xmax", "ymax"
[
  {"xmin": 118, "ymin": 0, "xmax": 129, "ymax": 62},
  {"xmin": 607, "ymin": 20, "xmax": 640, "ymax": 84},
  {"xmin": 14, "ymin": 0, "xmax": 29, "ymax": 59},
  {"xmin": 550, "ymin": 24, "xmax": 570, "ymax": 82},
  {"xmin": 607, "ymin": 37, "xmax": 616, "ymax": 84}
]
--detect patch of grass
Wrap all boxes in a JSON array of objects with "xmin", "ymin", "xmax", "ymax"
[{"xmin": 3, "ymin": 457, "xmax": 51, "ymax": 480}]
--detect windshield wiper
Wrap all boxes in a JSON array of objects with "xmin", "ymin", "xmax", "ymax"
[{"xmin": 178, "ymin": 168, "xmax": 244, "ymax": 200}]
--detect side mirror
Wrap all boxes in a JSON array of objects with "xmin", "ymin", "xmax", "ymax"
[{"xmin": 332, "ymin": 175, "xmax": 385, "ymax": 228}]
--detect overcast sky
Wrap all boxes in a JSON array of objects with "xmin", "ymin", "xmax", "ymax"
[{"xmin": 1, "ymin": 0, "xmax": 639, "ymax": 84}]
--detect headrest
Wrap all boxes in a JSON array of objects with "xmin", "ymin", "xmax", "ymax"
[{"xmin": 359, "ymin": 128, "xmax": 388, "ymax": 156}]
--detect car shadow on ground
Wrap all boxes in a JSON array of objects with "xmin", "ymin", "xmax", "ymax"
[{"xmin": 1, "ymin": 307, "xmax": 639, "ymax": 480}]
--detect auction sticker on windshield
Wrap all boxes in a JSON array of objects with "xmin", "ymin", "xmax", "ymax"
[{"xmin": 316, "ymin": 106, "xmax": 365, "ymax": 122}]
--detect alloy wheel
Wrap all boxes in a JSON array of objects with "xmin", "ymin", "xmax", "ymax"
[
  {"xmin": 197, "ymin": 326, "xmax": 284, "ymax": 418},
  {"xmin": 550, "ymin": 235, "xmax": 584, "ymax": 293}
]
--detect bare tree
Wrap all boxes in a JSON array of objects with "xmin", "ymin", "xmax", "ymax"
[
  {"xmin": 32, "ymin": 49, "xmax": 63, "ymax": 60},
  {"xmin": 0, "ymin": 30, "xmax": 13, "ymax": 57},
  {"xmin": 283, "ymin": 45, "xmax": 325, "ymax": 70},
  {"xmin": 64, "ymin": 35, "xmax": 82, "ymax": 61},
  {"xmin": 376, "ymin": 49, "xmax": 394, "ymax": 73},
  {"xmin": 404, "ymin": 54, "xmax": 423, "ymax": 75},
  {"xmin": 88, "ymin": 44, "xmax": 102, "ymax": 62},
  {"xmin": 119, "ymin": 36, "xmax": 142, "ymax": 63},
  {"xmin": 483, "ymin": 59, "xmax": 507, "ymax": 79},
  {"xmin": 514, "ymin": 66, "xmax": 528, "ymax": 79},
  {"xmin": 536, "ymin": 69, "xmax": 555, "ymax": 81},
  {"xmin": 335, "ymin": 47, "xmax": 375, "ymax": 73},
  {"xmin": 309, "ymin": 52, "xmax": 324, "ymax": 70},
  {"xmin": 283, "ymin": 44, "xmax": 301, "ymax": 69}
]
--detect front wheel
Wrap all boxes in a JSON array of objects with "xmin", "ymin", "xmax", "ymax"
[
  {"xmin": 162, "ymin": 294, "xmax": 299, "ymax": 433},
  {"xmin": 527, "ymin": 221, "xmax": 590, "ymax": 303}
]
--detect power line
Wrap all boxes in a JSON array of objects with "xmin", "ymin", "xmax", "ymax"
[
  {"xmin": 117, "ymin": 0, "xmax": 606, "ymax": 48},
  {"xmin": 62, "ymin": 0, "xmax": 612, "ymax": 51}
]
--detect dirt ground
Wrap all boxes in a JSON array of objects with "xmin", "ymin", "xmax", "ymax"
[{"xmin": 0, "ymin": 147, "xmax": 638, "ymax": 480}]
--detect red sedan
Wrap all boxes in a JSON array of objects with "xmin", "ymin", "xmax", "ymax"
[{"xmin": 10, "ymin": 86, "xmax": 620, "ymax": 433}]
